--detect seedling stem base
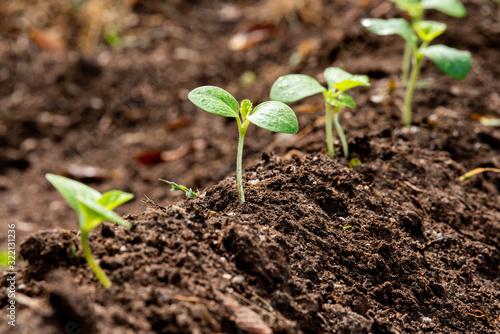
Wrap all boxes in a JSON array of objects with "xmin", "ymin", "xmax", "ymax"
[{"xmin": 81, "ymin": 231, "xmax": 112, "ymax": 288}]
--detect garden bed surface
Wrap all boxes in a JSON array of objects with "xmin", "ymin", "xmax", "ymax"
[{"xmin": 0, "ymin": 0, "xmax": 499, "ymax": 333}]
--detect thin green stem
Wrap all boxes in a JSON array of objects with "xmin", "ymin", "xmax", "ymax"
[
  {"xmin": 401, "ymin": 42, "xmax": 412, "ymax": 84},
  {"xmin": 325, "ymin": 99, "xmax": 335, "ymax": 158},
  {"xmin": 236, "ymin": 118, "xmax": 249, "ymax": 203},
  {"xmin": 333, "ymin": 108, "xmax": 348, "ymax": 158},
  {"xmin": 403, "ymin": 55, "xmax": 423, "ymax": 126},
  {"xmin": 81, "ymin": 230, "xmax": 112, "ymax": 288}
]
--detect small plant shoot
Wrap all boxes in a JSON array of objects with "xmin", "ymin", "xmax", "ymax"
[
  {"xmin": 362, "ymin": 17, "xmax": 471, "ymax": 126},
  {"xmin": 188, "ymin": 86, "xmax": 298, "ymax": 203},
  {"xmin": 270, "ymin": 68, "xmax": 369, "ymax": 159},
  {"xmin": 349, "ymin": 158, "xmax": 362, "ymax": 169},
  {"xmin": 386, "ymin": 0, "xmax": 467, "ymax": 83},
  {"xmin": 46, "ymin": 173, "xmax": 134, "ymax": 288},
  {"xmin": 459, "ymin": 167, "xmax": 500, "ymax": 181},
  {"xmin": 0, "ymin": 250, "xmax": 16, "ymax": 269},
  {"xmin": 159, "ymin": 179, "xmax": 197, "ymax": 198}
]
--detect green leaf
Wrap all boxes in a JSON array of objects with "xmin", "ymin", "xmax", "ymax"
[
  {"xmin": 0, "ymin": 250, "xmax": 15, "ymax": 269},
  {"xmin": 349, "ymin": 158, "xmax": 362, "ymax": 168},
  {"xmin": 390, "ymin": 0, "xmax": 423, "ymax": 18},
  {"xmin": 247, "ymin": 101, "xmax": 298, "ymax": 134},
  {"xmin": 421, "ymin": 0, "xmax": 466, "ymax": 18},
  {"xmin": 361, "ymin": 18, "xmax": 417, "ymax": 49},
  {"xmin": 240, "ymin": 99, "xmax": 253, "ymax": 118},
  {"xmin": 270, "ymin": 74, "xmax": 326, "ymax": 103},
  {"xmin": 324, "ymin": 68, "xmax": 370, "ymax": 92},
  {"xmin": 333, "ymin": 75, "xmax": 370, "ymax": 92},
  {"xmin": 98, "ymin": 190, "xmax": 134, "ymax": 210},
  {"xmin": 324, "ymin": 67, "xmax": 353, "ymax": 87},
  {"xmin": 413, "ymin": 20, "xmax": 446, "ymax": 42},
  {"xmin": 327, "ymin": 94, "xmax": 356, "ymax": 108},
  {"xmin": 46, "ymin": 173, "xmax": 101, "ymax": 219},
  {"xmin": 188, "ymin": 86, "xmax": 239, "ymax": 118},
  {"xmin": 159, "ymin": 179, "xmax": 197, "ymax": 198},
  {"xmin": 420, "ymin": 45, "xmax": 472, "ymax": 79},
  {"xmin": 78, "ymin": 197, "xmax": 131, "ymax": 232}
]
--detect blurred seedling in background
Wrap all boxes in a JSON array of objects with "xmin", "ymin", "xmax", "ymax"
[
  {"xmin": 459, "ymin": 167, "xmax": 500, "ymax": 181},
  {"xmin": 388, "ymin": 0, "xmax": 467, "ymax": 84},
  {"xmin": 270, "ymin": 68, "xmax": 369, "ymax": 159},
  {"xmin": 160, "ymin": 179, "xmax": 197, "ymax": 198},
  {"xmin": 362, "ymin": 18, "xmax": 471, "ymax": 126},
  {"xmin": 0, "ymin": 250, "xmax": 16, "ymax": 269},
  {"xmin": 188, "ymin": 86, "xmax": 298, "ymax": 203},
  {"xmin": 46, "ymin": 174, "xmax": 134, "ymax": 288}
]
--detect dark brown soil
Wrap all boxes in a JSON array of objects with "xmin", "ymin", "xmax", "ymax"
[{"xmin": 1, "ymin": 0, "xmax": 499, "ymax": 333}]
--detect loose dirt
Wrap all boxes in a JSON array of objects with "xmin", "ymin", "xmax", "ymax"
[{"xmin": 1, "ymin": 0, "xmax": 499, "ymax": 333}]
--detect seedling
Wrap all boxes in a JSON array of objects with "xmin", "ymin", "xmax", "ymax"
[
  {"xmin": 0, "ymin": 250, "xmax": 16, "ymax": 269},
  {"xmin": 459, "ymin": 167, "xmax": 500, "ymax": 181},
  {"xmin": 362, "ymin": 18, "xmax": 471, "ymax": 126},
  {"xmin": 159, "ymin": 179, "xmax": 197, "ymax": 198},
  {"xmin": 349, "ymin": 158, "xmax": 362, "ymax": 168},
  {"xmin": 388, "ymin": 0, "xmax": 467, "ymax": 83},
  {"xmin": 46, "ymin": 173, "xmax": 134, "ymax": 288},
  {"xmin": 188, "ymin": 86, "xmax": 298, "ymax": 203},
  {"xmin": 270, "ymin": 67, "xmax": 369, "ymax": 159}
]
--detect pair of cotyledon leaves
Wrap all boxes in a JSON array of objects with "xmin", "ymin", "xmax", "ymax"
[
  {"xmin": 269, "ymin": 67, "xmax": 370, "ymax": 108},
  {"xmin": 46, "ymin": 174, "xmax": 133, "ymax": 233},
  {"xmin": 361, "ymin": 17, "xmax": 471, "ymax": 79},
  {"xmin": 188, "ymin": 87, "xmax": 299, "ymax": 134}
]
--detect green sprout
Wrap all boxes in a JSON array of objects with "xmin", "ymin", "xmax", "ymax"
[
  {"xmin": 188, "ymin": 86, "xmax": 298, "ymax": 203},
  {"xmin": 388, "ymin": 0, "xmax": 466, "ymax": 83},
  {"xmin": 46, "ymin": 173, "xmax": 134, "ymax": 288},
  {"xmin": 459, "ymin": 167, "xmax": 500, "ymax": 181},
  {"xmin": 362, "ymin": 18, "xmax": 471, "ymax": 126},
  {"xmin": 349, "ymin": 158, "xmax": 362, "ymax": 168},
  {"xmin": 0, "ymin": 250, "xmax": 16, "ymax": 269},
  {"xmin": 270, "ymin": 68, "xmax": 370, "ymax": 159},
  {"xmin": 160, "ymin": 179, "xmax": 197, "ymax": 198}
]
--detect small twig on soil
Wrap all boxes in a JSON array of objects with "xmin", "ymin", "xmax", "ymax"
[
  {"xmin": 252, "ymin": 292, "xmax": 281, "ymax": 316},
  {"xmin": 173, "ymin": 294, "xmax": 205, "ymax": 303},
  {"xmin": 141, "ymin": 194, "xmax": 168, "ymax": 213},
  {"xmin": 401, "ymin": 180, "xmax": 423, "ymax": 192},
  {"xmin": 229, "ymin": 289, "xmax": 290, "ymax": 324},
  {"xmin": 466, "ymin": 309, "xmax": 500, "ymax": 331}
]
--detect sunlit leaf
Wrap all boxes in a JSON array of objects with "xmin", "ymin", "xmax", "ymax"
[
  {"xmin": 413, "ymin": 20, "xmax": 446, "ymax": 42},
  {"xmin": 361, "ymin": 18, "xmax": 417, "ymax": 49},
  {"xmin": 421, "ymin": 0, "xmax": 466, "ymax": 18},
  {"xmin": 188, "ymin": 86, "xmax": 240, "ymax": 118},
  {"xmin": 247, "ymin": 101, "xmax": 298, "ymax": 134},
  {"xmin": 78, "ymin": 197, "xmax": 131, "ymax": 232},
  {"xmin": 270, "ymin": 74, "xmax": 326, "ymax": 103},
  {"xmin": 98, "ymin": 190, "xmax": 134, "ymax": 210},
  {"xmin": 420, "ymin": 45, "xmax": 471, "ymax": 79},
  {"xmin": 324, "ymin": 67, "xmax": 353, "ymax": 87},
  {"xmin": 46, "ymin": 173, "xmax": 101, "ymax": 223},
  {"xmin": 333, "ymin": 76, "xmax": 370, "ymax": 92}
]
